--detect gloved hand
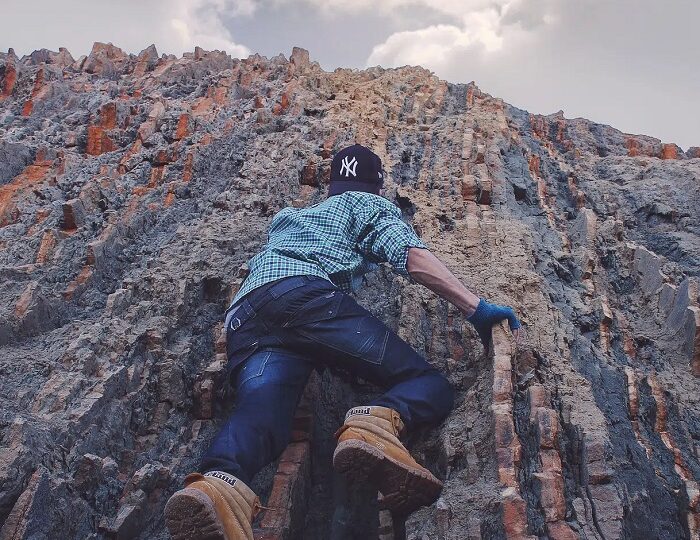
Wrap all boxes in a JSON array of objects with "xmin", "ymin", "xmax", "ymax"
[{"xmin": 467, "ymin": 298, "xmax": 522, "ymax": 351}]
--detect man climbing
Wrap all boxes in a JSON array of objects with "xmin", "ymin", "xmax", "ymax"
[{"xmin": 164, "ymin": 144, "xmax": 522, "ymax": 540}]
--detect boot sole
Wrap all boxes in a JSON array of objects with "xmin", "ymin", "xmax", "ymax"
[
  {"xmin": 164, "ymin": 488, "xmax": 227, "ymax": 540},
  {"xmin": 333, "ymin": 439, "xmax": 443, "ymax": 515}
]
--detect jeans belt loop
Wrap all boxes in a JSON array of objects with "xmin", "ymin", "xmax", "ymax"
[
  {"xmin": 224, "ymin": 303, "xmax": 244, "ymax": 330},
  {"xmin": 230, "ymin": 316, "xmax": 242, "ymax": 331}
]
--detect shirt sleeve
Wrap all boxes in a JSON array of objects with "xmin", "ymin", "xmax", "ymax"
[{"xmin": 354, "ymin": 197, "xmax": 429, "ymax": 278}]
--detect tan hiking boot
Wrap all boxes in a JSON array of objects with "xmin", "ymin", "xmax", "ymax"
[
  {"xmin": 164, "ymin": 471, "xmax": 262, "ymax": 540},
  {"xmin": 332, "ymin": 405, "xmax": 443, "ymax": 515}
]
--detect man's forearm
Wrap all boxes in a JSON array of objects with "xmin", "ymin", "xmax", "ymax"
[{"xmin": 406, "ymin": 247, "xmax": 480, "ymax": 317}]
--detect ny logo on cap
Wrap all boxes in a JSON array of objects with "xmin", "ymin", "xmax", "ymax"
[{"xmin": 340, "ymin": 156, "xmax": 357, "ymax": 177}]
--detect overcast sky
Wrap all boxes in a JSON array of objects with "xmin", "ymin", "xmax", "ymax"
[{"xmin": 3, "ymin": 0, "xmax": 698, "ymax": 149}]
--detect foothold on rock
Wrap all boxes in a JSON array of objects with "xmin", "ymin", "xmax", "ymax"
[{"xmin": 62, "ymin": 198, "xmax": 86, "ymax": 230}]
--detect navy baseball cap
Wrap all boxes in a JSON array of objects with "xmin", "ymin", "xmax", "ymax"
[{"xmin": 328, "ymin": 144, "xmax": 384, "ymax": 196}]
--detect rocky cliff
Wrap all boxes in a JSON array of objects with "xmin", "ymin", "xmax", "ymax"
[{"xmin": 0, "ymin": 42, "xmax": 698, "ymax": 540}]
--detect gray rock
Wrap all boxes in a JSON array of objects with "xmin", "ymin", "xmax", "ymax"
[{"xmin": 0, "ymin": 42, "xmax": 698, "ymax": 540}]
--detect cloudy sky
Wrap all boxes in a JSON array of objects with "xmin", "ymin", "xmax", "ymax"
[{"xmin": 3, "ymin": 0, "xmax": 698, "ymax": 149}]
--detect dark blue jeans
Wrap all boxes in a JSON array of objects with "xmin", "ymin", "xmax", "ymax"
[{"xmin": 198, "ymin": 275, "xmax": 455, "ymax": 484}]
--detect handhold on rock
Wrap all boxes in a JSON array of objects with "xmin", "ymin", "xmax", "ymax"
[{"xmin": 62, "ymin": 198, "xmax": 86, "ymax": 230}]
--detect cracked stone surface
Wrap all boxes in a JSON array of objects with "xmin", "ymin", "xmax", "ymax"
[{"xmin": 0, "ymin": 42, "xmax": 698, "ymax": 539}]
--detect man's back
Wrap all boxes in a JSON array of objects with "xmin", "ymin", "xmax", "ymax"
[{"xmin": 229, "ymin": 191, "xmax": 428, "ymax": 307}]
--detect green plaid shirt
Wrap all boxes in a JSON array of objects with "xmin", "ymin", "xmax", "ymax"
[{"xmin": 230, "ymin": 191, "xmax": 429, "ymax": 307}]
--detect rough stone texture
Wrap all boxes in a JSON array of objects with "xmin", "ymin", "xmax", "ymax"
[{"xmin": 0, "ymin": 43, "xmax": 699, "ymax": 539}]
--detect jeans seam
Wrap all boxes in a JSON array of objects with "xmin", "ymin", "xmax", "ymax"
[
  {"xmin": 377, "ymin": 329, "xmax": 389, "ymax": 364},
  {"xmin": 238, "ymin": 351, "xmax": 271, "ymax": 387}
]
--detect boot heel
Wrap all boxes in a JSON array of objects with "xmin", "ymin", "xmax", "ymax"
[
  {"xmin": 333, "ymin": 439, "xmax": 384, "ymax": 479},
  {"xmin": 164, "ymin": 488, "xmax": 226, "ymax": 540},
  {"xmin": 333, "ymin": 439, "xmax": 443, "ymax": 515}
]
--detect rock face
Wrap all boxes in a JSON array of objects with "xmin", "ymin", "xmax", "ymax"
[{"xmin": 0, "ymin": 43, "xmax": 698, "ymax": 539}]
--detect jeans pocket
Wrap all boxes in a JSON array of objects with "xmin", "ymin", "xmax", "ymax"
[
  {"xmin": 287, "ymin": 293, "xmax": 390, "ymax": 366},
  {"xmin": 296, "ymin": 315, "xmax": 389, "ymax": 365},
  {"xmin": 355, "ymin": 324, "xmax": 390, "ymax": 363},
  {"xmin": 235, "ymin": 351, "xmax": 271, "ymax": 387},
  {"xmin": 282, "ymin": 289, "xmax": 344, "ymax": 328}
]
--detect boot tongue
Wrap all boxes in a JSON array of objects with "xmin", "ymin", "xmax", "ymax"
[{"xmin": 390, "ymin": 410, "xmax": 405, "ymax": 436}]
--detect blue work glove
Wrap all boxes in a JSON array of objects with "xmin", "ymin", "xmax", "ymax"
[{"xmin": 467, "ymin": 298, "xmax": 521, "ymax": 351}]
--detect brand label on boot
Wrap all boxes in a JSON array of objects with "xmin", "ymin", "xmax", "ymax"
[
  {"xmin": 346, "ymin": 406, "xmax": 372, "ymax": 419},
  {"xmin": 204, "ymin": 471, "xmax": 237, "ymax": 488}
]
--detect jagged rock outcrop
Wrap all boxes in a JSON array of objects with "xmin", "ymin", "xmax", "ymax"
[{"xmin": 0, "ymin": 43, "xmax": 698, "ymax": 539}]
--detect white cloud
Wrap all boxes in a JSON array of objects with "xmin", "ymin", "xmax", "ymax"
[
  {"xmin": 367, "ymin": 23, "xmax": 498, "ymax": 72},
  {"xmin": 169, "ymin": 0, "xmax": 252, "ymax": 56},
  {"xmin": 366, "ymin": 0, "xmax": 556, "ymax": 69}
]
